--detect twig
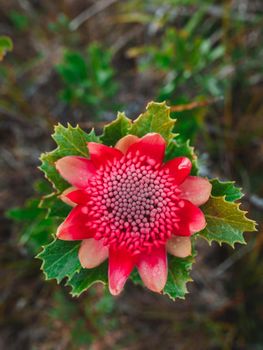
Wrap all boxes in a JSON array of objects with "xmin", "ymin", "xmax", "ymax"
[
  {"xmin": 213, "ymin": 242, "xmax": 255, "ymax": 278},
  {"xmin": 170, "ymin": 96, "xmax": 223, "ymax": 112},
  {"xmin": 69, "ymin": 0, "xmax": 119, "ymax": 31}
]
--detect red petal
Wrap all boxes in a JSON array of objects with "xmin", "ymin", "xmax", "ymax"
[
  {"xmin": 56, "ymin": 206, "xmax": 94, "ymax": 240},
  {"xmin": 179, "ymin": 176, "xmax": 211, "ymax": 206},
  {"xmin": 163, "ymin": 157, "xmax": 192, "ymax": 185},
  {"xmin": 78, "ymin": 238, "xmax": 108, "ymax": 268},
  {"xmin": 60, "ymin": 187, "xmax": 77, "ymax": 207},
  {"xmin": 137, "ymin": 245, "xmax": 167, "ymax": 293},
  {"xmin": 108, "ymin": 248, "xmax": 135, "ymax": 296},
  {"xmin": 55, "ymin": 156, "xmax": 96, "ymax": 189},
  {"xmin": 62, "ymin": 188, "xmax": 90, "ymax": 206},
  {"xmin": 87, "ymin": 142, "xmax": 123, "ymax": 168},
  {"xmin": 126, "ymin": 133, "xmax": 166, "ymax": 164},
  {"xmin": 166, "ymin": 236, "xmax": 191, "ymax": 258},
  {"xmin": 115, "ymin": 135, "xmax": 139, "ymax": 154},
  {"xmin": 178, "ymin": 200, "xmax": 206, "ymax": 234}
]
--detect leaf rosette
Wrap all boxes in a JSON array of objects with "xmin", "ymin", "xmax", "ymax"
[{"xmin": 37, "ymin": 101, "xmax": 256, "ymax": 300}]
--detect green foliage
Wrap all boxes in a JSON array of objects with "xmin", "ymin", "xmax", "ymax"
[
  {"xmin": 48, "ymin": 13, "xmax": 70, "ymax": 32},
  {"xmin": 11, "ymin": 100, "xmax": 256, "ymax": 301},
  {"xmin": 6, "ymin": 180, "xmax": 58, "ymax": 253},
  {"xmin": 66, "ymin": 263, "xmax": 108, "ymax": 297},
  {"xmin": 37, "ymin": 239, "xmax": 81, "ymax": 282},
  {"xmin": 9, "ymin": 11, "xmax": 29, "ymax": 31},
  {"xmin": 101, "ymin": 101, "xmax": 176, "ymax": 145},
  {"xmin": 40, "ymin": 124, "xmax": 99, "ymax": 192},
  {"xmin": 0, "ymin": 36, "xmax": 13, "ymax": 61},
  {"xmin": 129, "ymin": 101, "xmax": 176, "ymax": 142},
  {"xmin": 100, "ymin": 112, "xmax": 131, "ymax": 146},
  {"xmin": 56, "ymin": 43, "xmax": 119, "ymax": 114},
  {"xmin": 49, "ymin": 289, "xmax": 117, "ymax": 346},
  {"xmin": 200, "ymin": 196, "xmax": 256, "ymax": 247},
  {"xmin": 210, "ymin": 179, "xmax": 243, "ymax": 202},
  {"xmin": 164, "ymin": 255, "xmax": 195, "ymax": 300},
  {"xmin": 6, "ymin": 198, "xmax": 56, "ymax": 251}
]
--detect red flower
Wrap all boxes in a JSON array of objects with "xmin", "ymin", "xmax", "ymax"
[{"xmin": 55, "ymin": 133, "xmax": 211, "ymax": 295}]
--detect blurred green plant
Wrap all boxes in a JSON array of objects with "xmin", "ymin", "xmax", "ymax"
[
  {"xmin": 49, "ymin": 289, "xmax": 117, "ymax": 347},
  {"xmin": 48, "ymin": 13, "xmax": 71, "ymax": 33},
  {"xmin": 6, "ymin": 180, "xmax": 60, "ymax": 253},
  {"xmin": 56, "ymin": 43, "xmax": 119, "ymax": 116},
  {"xmin": 9, "ymin": 10, "xmax": 29, "ymax": 31},
  {"xmin": 6, "ymin": 179, "xmax": 118, "ymax": 347},
  {"xmin": 136, "ymin": 20, "xmax": 226, "ymax": 141},
  {"xmin": 0, "ymin": 36, "xmax": 13, "ymax": 61}
]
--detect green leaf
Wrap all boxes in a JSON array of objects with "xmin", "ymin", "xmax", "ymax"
[
  {"xmin": 165, "ymin": 140, "xmax": 198, "ymax": 175},
  {"xmin": 40, "ymin": 124, "xmax": 99, "ymax": 192},
  {"xmin": 37, "ymin": 239, "xmax": 81, "ymax": 283},
  {"xmin": 210, "ymin": 179, "xmax": 243, "ymax": 202},
  {"xmin": 163, "ymin": 255, "xmax": 194, "ymax": 300},
  {"xmin": 130, "ymin": 254, "xmax": 194, "ymax": 300},
  {"xmin": 39, "ymin": 192, "xmax": 71, "ymax": 218},
  {"xmin": 0, "ymin": 36, "xmax": 13, "ymax": 60},
  {"xmin": 130, "ymin": 101, "xmax": 176, "ymax": 142},
  {"xmin": 200, "ymin": 196, "xmax": 257, "ymax": 247},
  {"xmin": 100, "ymin": 111, "xmax": 131, "ymax": 146},
  {"xmin": 66, "ymin": 263, "xmax": 108, "ymax": 297}
]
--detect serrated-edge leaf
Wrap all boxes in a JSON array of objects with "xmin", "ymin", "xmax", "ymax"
[
  {"xmin": 130, "ymin": 101, "xmax": 176, "ymax": 142},
  {"xmin": 66, "ymin": 263, "xmax": 108, "ymax": 297},
  {"xmin": 200, "ymin": 196, "xmax": 257, "ymax": 247},
  {"xmin": 37, "ymin": 239, "xmax": 81, "ymax": 283},
  {"xmin": 210, "ymin": 178, "xmax": 243, "ymax": 202},
  {"xmin": 39, "ymin": 124, "xmax": 99, "ymax": 192},
  {"xmin": 39, "ymin": 191, "xmax": 70, "ymax": 219},
  {"xmin": 163, "ymin": 254, "xmax": 194, "ymax": 300},
  {"xmin": 100, "ymin": 111, "xmax": 132, "ymax": 146}
]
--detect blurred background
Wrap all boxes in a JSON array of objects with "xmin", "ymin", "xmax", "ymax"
[{"xmin": 0, "ymin": 0, "xmax": 263, "ymax": 349}]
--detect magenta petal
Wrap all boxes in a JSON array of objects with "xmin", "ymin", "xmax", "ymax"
[
  {"xmin": 179, "ymin": 176, "xmax": 211, "ymax": 206},
  {"xmin": 87, "ymin": 142, "xmax": 123, "ymax": 168},
  {"xmin": 126, "ymin": 133, "xmax": 166, "ymax": 164},
  {"xmin": 163, "ymin": 157, "xmax": 192, "ymax": 185},
  {"xmin": 166, "ymin": 236, "xmax": 191, "ymax": 258},
  {"xmin": 56, "ymin": 206, "xmax": 94, "ymax": 240},
  {"xmin": 137, "ymin": 245, "xmax": 167, "ymax": 293},
  {"xmin": 78, "ymin": 238, "xmax": 108, "ymax": 268},
  {"xmin": 108, "ymin": 248, "xmax": 135, "ymax": 296},
  {"xmin": 55, "ymin": 156, "xmax": 96, "ymax": 189},
  {"xmin": 178, "ymin": 200, "xmax": 206, "ymax": 234}
]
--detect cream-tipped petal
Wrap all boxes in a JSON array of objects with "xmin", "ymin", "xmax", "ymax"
[
  {"xmin": 55, "ymin": 156, "xmax": 96, "ymax": 189},
  {"xmin": 108, "ymin": 248, "xmax": 135, "ymax": 296},
  {"xmin": 115, "ymin": 135, "xmax": 139, "ymax": 154},
  {"xmin": 166, "ymin": 236, "xmax": 192, "ymax": 258},
  {"xmin": 179, "ymin": 176, "xmax": 212, "ymax": 206},
  {"xmin": 137, "ymin": 246, "xmax": 167, "ymax": 293},
  {"xmin": 60, "ymin": 187, "xmax": 77, "ymax": 207},
  {"xmin": 78, "ymin": 239, "xmax": 108, "ymax": 268}
]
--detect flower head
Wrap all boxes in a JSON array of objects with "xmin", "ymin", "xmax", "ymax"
[{"xmin": 55, "ymin": 133, "xmax": 211, "ymax": 295}]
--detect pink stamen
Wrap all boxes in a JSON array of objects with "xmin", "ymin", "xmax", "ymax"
[{"xmin": 82, "ymin": 152, "xmax": 182, "ymax": 253}]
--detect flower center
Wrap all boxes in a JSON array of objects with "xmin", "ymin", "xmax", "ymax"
[{"xmin": 87, "ymin": 153, "xmax": 181, "ymax": 255}]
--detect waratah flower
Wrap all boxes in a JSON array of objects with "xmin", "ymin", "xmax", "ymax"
[{"xmin": 55, "ymin": 133, "xmax": 211, "ymax": 295}]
